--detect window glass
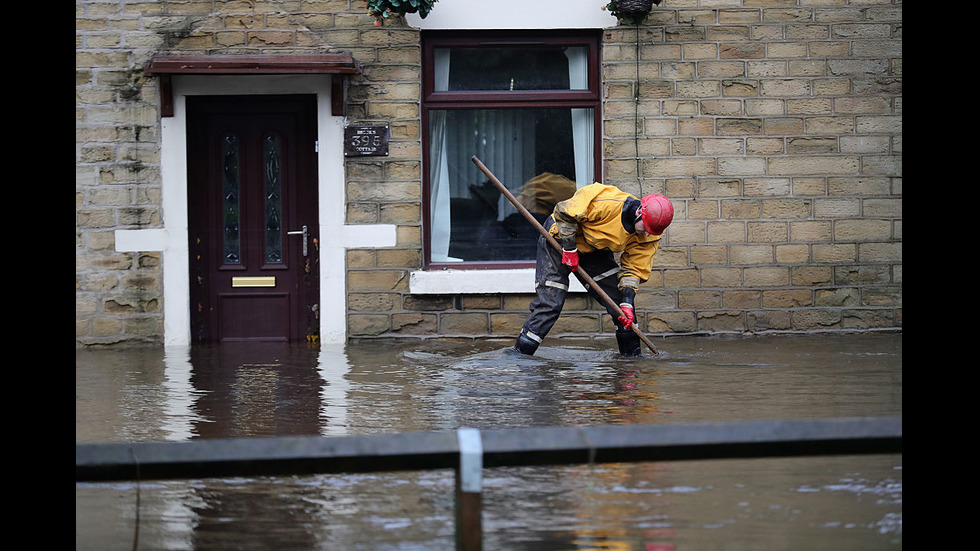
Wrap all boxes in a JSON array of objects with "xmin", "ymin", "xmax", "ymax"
[
  {"xmin": 429, "ymin": 107, "xmax": 592, "ymax": 262},
  {"xmin": 424, "ymin": 32, "xmax": 599, "ymax": 267},
  {"xmin": 434, "ymin": 46, "xmax": 588, "ymax": 91}
]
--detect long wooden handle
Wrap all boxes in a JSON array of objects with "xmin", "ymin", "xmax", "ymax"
[{"xmin": 470, "ymin": 156, "xmax": 659, "ymax": 355}]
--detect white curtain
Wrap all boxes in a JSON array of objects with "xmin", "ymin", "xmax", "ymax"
[
  {"xmin": 429, "ymin": 49, "xmax": 458, "ymax": 262},
  {"xmin": 566, "ymin": 47, "xmax": 594, "ymax": 188}
]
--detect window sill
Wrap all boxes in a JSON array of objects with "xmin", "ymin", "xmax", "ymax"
[{"xmin": 409, "ymin": 268, "xmax": 586, "ymax": 295}]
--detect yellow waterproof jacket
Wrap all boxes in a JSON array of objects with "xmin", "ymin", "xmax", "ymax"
[{"xmin": 549, "ymin": 183, "xmax": 661, "ymax": 288}]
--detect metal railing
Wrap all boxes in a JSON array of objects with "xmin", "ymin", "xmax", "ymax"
[{"xmin": 77, "ymin": 416, "xmax": 902, "ymax": 550}]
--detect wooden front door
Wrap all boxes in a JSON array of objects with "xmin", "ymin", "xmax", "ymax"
[{"xmin": 187, "ymin": 95, "xmax": 319, "ymax": 343}]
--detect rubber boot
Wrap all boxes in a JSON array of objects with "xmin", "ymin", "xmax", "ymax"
[
  {"xmin": 515, "ymin": 333, "xmax": 540, "ymax": 356},
  {"xmin": 616, "ymin": 329, "xmax": 642, "ymax": 357}
]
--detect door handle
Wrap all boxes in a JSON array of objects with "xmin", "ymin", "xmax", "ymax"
[{"xmin": 287, "ymin": 225, "xmax": 308, "ymax": 256}]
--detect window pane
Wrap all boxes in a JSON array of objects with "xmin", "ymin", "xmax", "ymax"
[
  {"xmin": 429, "ymin": 107, "xmax": 593, "ymax": 263},
  {"xmin": 434, "ymin": 46, "xmax": 588, "ymax": 91}
]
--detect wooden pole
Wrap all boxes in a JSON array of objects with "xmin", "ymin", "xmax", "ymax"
[{"xmin": 470, "ymin": 156, "xmax": 660, "ymax": 355}]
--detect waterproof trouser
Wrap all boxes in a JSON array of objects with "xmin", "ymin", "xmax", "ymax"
[{"xmin": 515, "ymin": 219, "xmax": 640, "ymax": 356}]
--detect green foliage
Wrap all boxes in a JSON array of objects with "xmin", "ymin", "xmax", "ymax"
[{"xmin": 367, "ymin": 0, "xmax": 438, "ymax": 25}]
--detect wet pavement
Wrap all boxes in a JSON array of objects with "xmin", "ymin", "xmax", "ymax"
[{"xmin": 76, "ymin": 332, "xmax": 902, "ymax": 550}]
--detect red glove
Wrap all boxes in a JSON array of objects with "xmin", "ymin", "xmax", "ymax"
[
  {"xmin": 561, "ymin": 248, "xmax": 579, "ymax": 270},
  {"xmin": 618, "ymin": 303, "xmax": 635, "ymax": 329}
]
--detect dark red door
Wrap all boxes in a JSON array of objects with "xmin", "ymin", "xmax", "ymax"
[{"xmin": 187, "ymin": 95, "xmax": 319, "ymax": 343}]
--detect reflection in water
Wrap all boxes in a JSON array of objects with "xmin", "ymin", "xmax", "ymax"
[
  {"xmin": 161, "ymin": 346, "xmax": 203, "ymax": 441},
  {"xmin": 76, "ymin": 333, "xmax": 901, "ymax": 550},
  {"xmin": 187, "ymin": 343, "xmax": 325, "ymax": 439},
  {"xmin": 318, "ymin": 344, "xmax": 352, "ymax": 436}
]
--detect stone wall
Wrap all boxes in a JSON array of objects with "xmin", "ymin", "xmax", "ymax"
[
  {"xmin": 592, "ymin": 2, "xmax": 903, "ymax": 336},
  {"xmin": 76, "ymin": 0, "xmax": 167, "ymax": 345},
  {"xmin": 75, "ymin": 1, "xmax": 902, "ymax": 346}
]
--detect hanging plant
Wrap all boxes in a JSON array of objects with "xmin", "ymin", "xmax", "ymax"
[
  {"xmin": 603, "ymin": 0, "xmax": 661, "ymax": 26},
  {"xmin": 367, "ymin": 0, "xmax": 438, "ymax": 26}
]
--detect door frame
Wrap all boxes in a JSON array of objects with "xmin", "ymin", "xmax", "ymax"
[
  {"xmin": 157, "ymin": 76, "xmax": 348, "ymax": 346},
  {"xmin": 122, "ymin": 75, "xmax": 395, "ymax": 347},
  {"xmin": 186, "ymin": 94, "xmax": 320, "ymax": 343}
]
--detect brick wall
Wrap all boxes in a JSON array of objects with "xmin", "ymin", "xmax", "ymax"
[{"xmin": 75, "ymin": 1, "xmax": 901, "ymax": 346}]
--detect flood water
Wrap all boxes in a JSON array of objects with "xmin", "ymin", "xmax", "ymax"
[{"xmin": 76, "ymin": 333, "xmax": 902, "ymax": 550}]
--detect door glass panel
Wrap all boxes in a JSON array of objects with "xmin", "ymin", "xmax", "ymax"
[
  {"xmin": 221, "ymin": 133, "xmax": 241, "ymax": 264},
  {"xmin": 264, "ymin": 134, "xmax": 283, "ymax": 264}
]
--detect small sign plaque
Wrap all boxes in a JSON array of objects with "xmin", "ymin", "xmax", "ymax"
[{"xmin": 344, "ymin": 125, "xmax": 389, "ymax": 157}]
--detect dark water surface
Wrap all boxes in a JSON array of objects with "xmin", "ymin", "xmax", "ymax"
[{"xmin": 76, "ymin": 333, "xmax": 902, "ymax": 550}]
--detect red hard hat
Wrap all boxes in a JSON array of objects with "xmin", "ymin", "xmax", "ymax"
[{"xmin": 639, "ymin": 194, "xmax": 674, "ymax": 235}]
